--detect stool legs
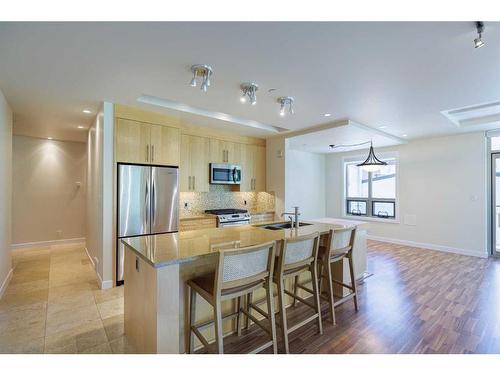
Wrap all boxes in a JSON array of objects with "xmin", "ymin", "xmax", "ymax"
[
  {"xmin": 214, "ymin": 300, "xmax": 224, "ymax": 354},
  {"xmin": 236, "ymin": 296, "xmax": 243, "ymax": 336},
  {"xmin": 277, "ymin": 279, "xmax": 290, "ymax": 354},
  {"xmin": 292, "ymin": 275, "xmax": 299, "ymax": 307},
  {"xmin": 188, "ymin": 285, "xmax": 196, "ymax": 354},
  {"xmin": 323, "ymin": 260, "xmax": 336, "ymax": 325},
  {"xmin": 266, "ymin": 282, "xmax": 278, "ymax": 354},
  {"xmin": 245, "ymin": 292, "xmax": 253, "ymax": 330},
  {"xmin": 310, "ymin": 264, "xmax": 323, "ymax": 335},
  {"xmin": 347, "ymin": 253, "xmax": 359, "ymax": 311}
]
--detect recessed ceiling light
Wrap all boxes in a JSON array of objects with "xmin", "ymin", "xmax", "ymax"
[
  {"xmin": 82, "ymin": 109, "xmax": 92, "ymax": 114},
  {"xmin": 323, "ymin": 113, "xmax": 331, "ymax": 117},
  {"xmin": 47, "ymin": 137, "xmax": 53, "ymax": 140},
  {"xmin": 378, "ymin": 126, "xmax": 387, "ymax": 129},
  {"xmin": 402, "ymin": 134, "xmax": 408, "ymax": 137},
  {"xmin": 77, "ymin": 126, "xmax": 85, "ymax": 129}
]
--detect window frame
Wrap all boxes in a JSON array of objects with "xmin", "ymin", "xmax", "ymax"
[{"xmin": 342, "ymin": 152, "xmax": 399, "ymax": 223}]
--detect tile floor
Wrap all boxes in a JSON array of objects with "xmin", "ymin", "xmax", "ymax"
[{"xmin": 0, "ymin": 243, "xmax": 132, "ymax": 354}]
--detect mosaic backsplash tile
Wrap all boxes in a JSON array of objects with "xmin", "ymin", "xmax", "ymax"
[{"xmin": 180, "ymin": 185, "xmax": 275, "ymax": 218}]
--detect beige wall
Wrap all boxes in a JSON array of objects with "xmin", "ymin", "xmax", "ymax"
[
  {"xmin": 326, "ymin": 132, "xmax": 488, "ymax": 257},
  {"xmin": 11, "ymin": 135, "xmax": 86, "ymax": 245},
  {"xmin": 86, "ymin": 102, "xmax": 114, "ymax": 288},
  {"xmin": 0, "ymin": 89, "xmax": 13, "ymax": 296}
]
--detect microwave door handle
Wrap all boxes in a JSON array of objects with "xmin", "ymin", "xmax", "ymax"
[{"xmin": 232, "ymin": 167, "xmax": 236, "ymax": 183}]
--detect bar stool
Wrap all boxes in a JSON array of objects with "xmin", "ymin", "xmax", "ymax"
[
  {"xmin": 250, "ymin": 232, "xmax": 322, "ymax": 353},
  {"xmin": 186, "ymin": 241, "xmax": 278, "ymax": 354},
  {"xmin": 317, "ymin": 227, "xmax": 358, "ymax": 325}
]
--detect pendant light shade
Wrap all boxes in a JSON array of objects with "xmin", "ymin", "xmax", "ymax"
[{"xmin": 357, "ymin": 142, "xmax": 387, "ymax": 172}]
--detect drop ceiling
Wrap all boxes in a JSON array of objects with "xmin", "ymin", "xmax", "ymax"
[
  {"xmin": 287, "ymin": 120, "xmax": 407, "ymax": 153},
  {"xmin": 1, "ymin": 22, "xmax": 500, "ymax": 142}
]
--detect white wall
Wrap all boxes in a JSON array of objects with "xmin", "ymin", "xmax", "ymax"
[
  {"xmin": 85, "ymin": 102, "xmax": 114, "ymax": 289},
  {"xmin": 0, "ymin": 89, "xmax": 13, "ymax": 297},
  {"xmin": 12, "ymin": 136, "xmax": 86, "ymax": 245},
  {"xmin": 326, "ymin": 132, "xmax": 488, "ymax": 257},
  {"xmin": 285, "ymin": 147, "xmax": 326, "ymax": 219}
]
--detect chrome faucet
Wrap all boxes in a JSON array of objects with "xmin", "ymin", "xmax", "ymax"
[{"xmin": 281, "ymin": 206, "xmax": 300, "ymax": 229}]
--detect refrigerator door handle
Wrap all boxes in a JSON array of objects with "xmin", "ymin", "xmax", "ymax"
[{"xmin": 151, "ymin": 172, "xmax": 156, "ymax": 227}]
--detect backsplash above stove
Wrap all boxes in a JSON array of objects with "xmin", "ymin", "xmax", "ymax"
[{"xmin": 180, "ymin": 185, "xmax": 275, "ymax": 218}]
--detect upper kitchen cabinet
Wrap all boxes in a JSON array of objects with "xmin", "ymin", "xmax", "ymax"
[
  {"xmin": 149, "ymin": 124, "xmax": 180, "ymax": 166},
  {"xmin": 115, "ymin": 118, "xmax": 180, "ymax": 166},
  {"xmin": 241, "ymin": 144, "xmax": 266, "ymax": 192},
  {"xmin": 181, "ymin": 134, "xmax": 210, "ymax": 192},
  {"xmin": 115, "ymin": 118, "xmax": 150, "ymax": 164},
  {"xmin": 209, "ymin": 139, "xmax": 242, "ymax": 164}
]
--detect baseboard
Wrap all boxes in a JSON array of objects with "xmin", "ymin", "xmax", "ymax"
[
  {"xmin": 11, "ymin": 237, "xmax": 86, "ymax": 250},
  {"xmin": 0, "ymin": 268, "xmax": 13, "ymax": 300},
  {"xmin": 84, "ymin": 246, "xmax": 113, "ymax": 290},
  {"xmin": 367, "ymin": 235, "xmax": 488, "ymax": 258}
]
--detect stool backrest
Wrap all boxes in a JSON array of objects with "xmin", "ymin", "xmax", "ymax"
[
  {"xmin": 276, "ymin": 232, "xmax": 320, "ymax": 276},
  {"xmin": 326, "ymin": 227, "xmax": 356, "ymax": 256},
  {"xmin": 214, "ymin": 241, "xmax": 277, "ymax": 292}
]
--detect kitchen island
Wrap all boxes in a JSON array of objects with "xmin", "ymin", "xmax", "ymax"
[{"xmin": 121, "ymin": 218, "xmax": 367, "ymax": 353}]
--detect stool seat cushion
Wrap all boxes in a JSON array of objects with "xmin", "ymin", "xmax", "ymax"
[
  {"xmin": 319, "ymin": 245, "xmax": 349, "ymax": 259},
  {"xmin": 189, "ymin": 272, "xmax": 264, "ymax": 299}
]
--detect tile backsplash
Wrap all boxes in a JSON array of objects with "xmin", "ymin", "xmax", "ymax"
[{"xmin": 180, "ymin": 185, "xmax": 275, "ymax": 217}]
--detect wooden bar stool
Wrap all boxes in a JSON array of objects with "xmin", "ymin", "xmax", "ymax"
[
  {"xmin": 186, "ymin": 241, "xmax": 278, "ymax": 354},
  {"xmin": 250, "ymin": 232, "xmax": 322, "ymax": 354},
  {"xmin": 317, "ymin": 227, "xmax": 358, "ymax": 325}
]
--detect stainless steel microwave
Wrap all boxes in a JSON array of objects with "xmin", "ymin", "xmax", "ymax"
[{"xmin": 210, "ymin": 163, "xmax": 242, "ymax": 185}]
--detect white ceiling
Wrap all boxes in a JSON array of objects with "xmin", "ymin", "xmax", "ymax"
[
  {"xmin": 1, "ymin": 22, "xmax": 500, "ymax": 143},
  {"xmin": 287, "ymin": 120, "xmax": 407, "ymax": 153}
]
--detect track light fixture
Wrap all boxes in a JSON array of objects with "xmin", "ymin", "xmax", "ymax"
[
  {"xmin": 240, "ymin": 83, "xmax": 258, "ymax": 105},
  {"xmin": 474, "ymin": 21, "xmax": 485, "ymax": 49},
  {"xmin": 277, "ymin": 96, "xmax": 294, "ymax": 116},
  {"xmin": 189, "ymin": 64, "xmax": 213, "ymax": 92}
]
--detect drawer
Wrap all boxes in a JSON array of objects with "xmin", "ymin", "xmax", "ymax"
[{"xmin": 180, "ymin": 217, "xmax": 217, "ymax": 231}]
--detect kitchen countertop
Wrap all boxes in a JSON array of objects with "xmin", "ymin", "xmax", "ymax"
[{"xmin": 122, "ymin": 217, "xmax": 366, "ymax": 268}]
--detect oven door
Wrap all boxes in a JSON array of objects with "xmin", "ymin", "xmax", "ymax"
[
  {"xmin": 218, "ymin": 220, "xmax": 250, "ymax": 228},
  {"xmin": 210, "ymin": 163, "xmax": 241, "ymax": 185}
]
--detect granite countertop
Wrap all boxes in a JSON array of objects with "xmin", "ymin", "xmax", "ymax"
[{"xmin": 121, "ymin": 217, "xmax": 365, "ymax": 268}]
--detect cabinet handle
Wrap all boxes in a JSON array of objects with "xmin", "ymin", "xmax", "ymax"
[
  {"xmin": 188, "ymin": 176, "xmax": 191, "ymax": 190},
  {"xmin": 146, "ymin": 144, "xmax": 149, "ymax": 162},
  {"xmin": 193, "ymin": 176, "xmax": 195, "ymax": 190},
  {"xmin": 151, "ymin": 145, "xmax": 155, "ymax": 162}
]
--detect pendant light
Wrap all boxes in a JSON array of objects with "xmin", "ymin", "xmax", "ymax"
[{"xmin": 356, "ymin": 141, "xmax": 387, "ymax": 172}]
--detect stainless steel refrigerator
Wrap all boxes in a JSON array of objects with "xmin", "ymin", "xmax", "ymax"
[{"xmin": 116, "ymin": 163, "xmax": 179, "ymax": 284}]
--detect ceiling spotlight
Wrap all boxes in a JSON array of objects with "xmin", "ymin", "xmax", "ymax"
[
  {"xmin": 323, "ymin": 113, "xmax": 331, "ymax": 117},
  {"xmin": 240, "ymin": 83, "xmax": 258, "ymax": 106},
  {"xmin": 474, "ymin": 21, "xmax": 485, "ymax": 49},
  {"xmin": 189, "ymin": 64, "xmax": 213, "ymax": 92},
  {"xmin": 277, "ymin": 97, "xmax": 294, "ymax": 117}
]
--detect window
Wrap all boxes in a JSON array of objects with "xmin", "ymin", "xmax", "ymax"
[{"xmin": 344, "ymin": 157, "xmax": 397, "ymax": 220}]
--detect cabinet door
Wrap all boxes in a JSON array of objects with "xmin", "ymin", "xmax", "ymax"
[
  {"xmin": 227, "ymin": 142, "xmax": 242, "ymax": 164},
  {"xmin": 150, "ymin": 125, "xmax": 180, "ymax": 166},
  {"xmin": 180, "ymin": 134, "xmax": 191, "ymax": 192},
  {"xmin": 115, "ymin": 118, "xmax": 150, "ymax": 163},
  {"xmin": 253, "ymin": 145, "xmax": 266, "ymax": 192},
  {"xmin": 239, "ymin": 144, "xmax": 254, "ymax": 192},
  {"xmin": 189, "ymin": 136, "xmax": 210, "ymax": 192},
  {"xmin": 209, "ymin": 139, "xmax": 225, "ymax": 163}
]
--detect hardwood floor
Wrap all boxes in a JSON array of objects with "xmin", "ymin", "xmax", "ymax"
[
  {"xmin": 1, "ymin": 240, "xmax": 499, "ymax": 354},
  {"xmin": 219, "ymin": 240, "xmax": 500, "ymax": 354}
]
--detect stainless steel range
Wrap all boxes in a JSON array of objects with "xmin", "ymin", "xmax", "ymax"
[{"xmin": 205, "ymin": 209, "xmax": 251, "ymax": 227}]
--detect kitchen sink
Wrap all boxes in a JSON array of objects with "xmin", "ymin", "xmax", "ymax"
[{"xmin": 256, "ymin": 222, "xmax": 313, "ymax": 230}]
